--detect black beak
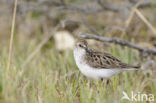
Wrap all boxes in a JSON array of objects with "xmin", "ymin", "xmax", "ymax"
[{"xmin": 85, "ymin": 48, "xmax": 91, "ymax": 53}]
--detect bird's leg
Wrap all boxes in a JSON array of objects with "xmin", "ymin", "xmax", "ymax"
[
  {"xmin": 101, "ymin": 78, "xmax": 109, "ymax": 83},
  {"xmin": 106, "ymin": 79, "xmax": 113, "ymax": 92},
  {"xmin": 106, "ymin": 79, "xmax": 110, "ymax": 85},
  {"xmin": 100, "ymin": 78, "xmax": 110, "ymax": 85},
  {"xmin": 100, "ymin": 78, "xmax": 104, "ymax": 81}
]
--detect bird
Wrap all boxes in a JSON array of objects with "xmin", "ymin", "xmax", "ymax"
[{"xmin": 73, "ymin": 39, "xmax": 140, "ymax": 80}]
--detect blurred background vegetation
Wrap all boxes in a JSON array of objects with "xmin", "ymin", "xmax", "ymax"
[{"xmin": 0, "ymin": 0, "xmax": 156, "ymax": 103}]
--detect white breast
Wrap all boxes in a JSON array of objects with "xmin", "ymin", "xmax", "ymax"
[{"xmin": 73, "ymin": 48, "xmax": 122, "ymax": 80}]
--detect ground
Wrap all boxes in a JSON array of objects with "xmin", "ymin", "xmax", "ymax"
[{"xmin": 0, "ymin": 38, "xmax": 155, "ymax": 103}]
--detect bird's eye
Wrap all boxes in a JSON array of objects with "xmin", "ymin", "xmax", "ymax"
[{"xmin": 79, "ymin": 44, "xmax": 83, "ymax": 47}]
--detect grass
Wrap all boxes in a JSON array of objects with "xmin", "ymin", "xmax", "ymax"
[{"xmin": 0, "ymin": 38, "xmax": 155, "ymax": 103}]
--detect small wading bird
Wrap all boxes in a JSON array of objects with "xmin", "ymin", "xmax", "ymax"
[{"xmin": 73, "ymin": 39, "xmax": 140, "ymax": 81}]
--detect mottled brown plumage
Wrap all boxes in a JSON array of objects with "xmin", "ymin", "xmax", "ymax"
[
  {"xmin": 73, "ymin": 39, "xmax": 140, "ymax": 80},
  {"xmin": 85, "ymin": 49, "xmax": 139, "ymax": 69}
]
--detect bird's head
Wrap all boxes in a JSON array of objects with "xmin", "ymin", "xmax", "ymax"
[{"xmin": 75, "ymin": 39, "xmax": 88, "ymax": 51}]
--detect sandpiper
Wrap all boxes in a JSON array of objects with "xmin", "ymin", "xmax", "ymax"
[{"xmin": 73, "ymin": 39, "xmax": 139, "ymax": 80}]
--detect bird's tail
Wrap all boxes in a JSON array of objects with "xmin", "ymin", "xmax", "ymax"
[
  {"xmin": 131, "ymin": 65, "xmax": 140, "ymax": 69},
  {"xmin": 124, "ymin": 65, "xmax": 140, "ymax": 70}
]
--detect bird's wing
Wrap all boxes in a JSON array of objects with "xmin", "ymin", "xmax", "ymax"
[{"xmin": 85, "ymin": 50, "xmax": 139, "ymax": 69}]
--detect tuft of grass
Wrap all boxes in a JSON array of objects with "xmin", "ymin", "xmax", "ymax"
[{"xmin": 0, "ymin": 38, "xmax": 156, "ymax": 103}]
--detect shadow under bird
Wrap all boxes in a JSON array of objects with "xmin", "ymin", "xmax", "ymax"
[{"xmin": 73, "ymin": 39, "xmax": 140, "ymax": 80}]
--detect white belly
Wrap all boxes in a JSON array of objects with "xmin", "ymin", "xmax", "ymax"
[
  {"xmin": 73, "ymin": 49, "xmax": 122, "ymax": 80},
  {"xmin": 76, "ymin": 62, "xmax": 121, "ymax": 80}
]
